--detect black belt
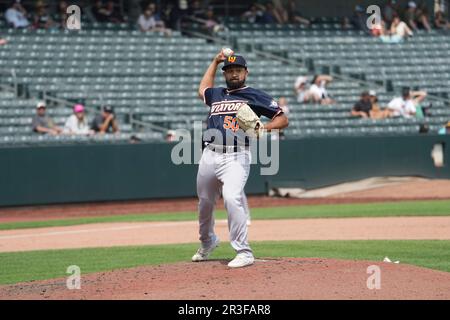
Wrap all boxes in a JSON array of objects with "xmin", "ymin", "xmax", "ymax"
[{"xmin": 206, "ymin": 144, "xmax": 247, "ymax": 153}]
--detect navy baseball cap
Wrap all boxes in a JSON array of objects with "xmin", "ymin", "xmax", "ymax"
[
  {"xmin": 222, "ymin": 55, "xmax": 247, "ymax": 71},
  {"xmin": 103, "ymin": 105, "xmax": 114, "ymax": 113}
]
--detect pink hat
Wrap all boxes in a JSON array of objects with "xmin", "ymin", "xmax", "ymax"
[{"xmin": 73, "ymin": 104, "xmax": 85, "ymax": 113}]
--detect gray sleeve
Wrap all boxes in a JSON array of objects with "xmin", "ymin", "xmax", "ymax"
[
  {"xmin": 31, "ymin": 116, "xmax": 39, "ymax": 131},
  {"xmin": 91, "ymin": 115, "xmax": 100, "ymax": 130}
]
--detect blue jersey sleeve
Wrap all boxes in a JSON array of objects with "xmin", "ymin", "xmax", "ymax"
[
  {"xmin": 203, "ymin": 88, "xmax": 212, "ymax": 106},
  {"xmin": 251, "ymin": 90, "xmax": 283, "ymax": 119},
  {"xmin": 203, "ymin": 87, "xmax": 221, "ymax": 107}
]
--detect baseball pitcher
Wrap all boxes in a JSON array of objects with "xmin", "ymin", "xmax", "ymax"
[{"xmin": 192, "ymin": 50, "xmax": 288, "ymax": 268}]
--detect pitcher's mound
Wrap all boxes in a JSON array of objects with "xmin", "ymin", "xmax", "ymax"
[{"xmin": 1, "ymin": 258, "xmax": 449, "ymax": 300}]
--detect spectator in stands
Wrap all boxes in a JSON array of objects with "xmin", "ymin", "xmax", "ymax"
[
  {"xmin": 201, "ymin": 8, "xmax": 227, "ymax": 36},
  {"xmin": 102, "ymin": 1, "xmax": 125, "ymax": 23},
  {"xmin": 308, "ymin": 75, "xmax": 335, "ymax": 105},
  {"xmin": 286, "ymin": 0, "xmax": 310, "ymax": 26},
  {"xmin": 438, "ymin": 121, "xmax": 450, "ymax": 135},
  {"xmin": 91, "ymin": 105, "xmax": 120, "ymax": 134},
  {"xmin": 419, "ymin": 123, "xmax": 429, "ymax": 133},
  {"xmin": 126, "ymin": 0, "xmax": 141, "ymax": 24},
  {"xmin": 190, "ymin": 0, "xmax": 207, "ymax": 19},
  {"xmin": 294, "ymin": 76, "xmax": 312, "ymax": 103},
  {"xmin": 57, "ymin": 0, "xmax": 69, "ymax": 29},
  {"xmin": 130, "ymin": 135, "xmax": 142, "ymax": 143},
  {"xmin": 370, "ymin": 19, "xmax": 387, "ymax": 37},
  {"xmin": 341, "ymin": 17, "xmax": 352, "ymax": 29},
  {"xmin": 166, "ymin": 130, "xmax": 177, "ymax": 142},
  {"xmin": 244, "ymin": 2, "xmax": 278, "ymax": 24},
  {"xmin": 416, "ymin": 2, "xmax": 432, "ymax": 31},
  {"xmin": 404, "ymin": 1, "xmax": 431, "ymax": 32},
  {"xmin": 351, "ymin": 91, "xmax": 372, "ymax": 118},
  {"xmin": 368, "ymin": 90, "xmax": 393, "ymax": 119},
  {"xmin": 387, "ymin": 87, "xmax": 427, "ymax": 118},
  {"xmin": 0, "ymin": 38, "xmax": 7, "ymax": 45},
  {"xmin": 166, "ymin": 0, "xmax": 189, "ymax": 31},
  {"xmin": 264, "ymin": 2, "xmax": 284, "ymax": 24},
  {"xmin": 92, "ymin": 0, "xmax": 110, "ymax": 23},
  {"xmin": 390, "ymin": 16, "xmax": 413, "ymax": 37},
  {"xmin": 32, "ymin": 101, "xmax": 62, "ymax": 135},
  {"xmin": 272, "ymin": 0, "xmax": 289, "ymax": 24},
  {"xmin": 138, "ymin": 7, "xmax": 171, "ymax": 36},
  {"xmin": 435, "ymin": 10, "xmax": 450, "ymax": 30},
  {"xmin": 91, "ymin": 0, "xmax": 124, "ymax": 23},
  {"xmin": 242, "ymin": 4, "xmax": 264, "ymax": 24},
  {"xmin": 146, "ymin": 3, "xmax": 165, "ymax": 24},
  {"xmin": 33, "ymin": 3, "xmax": 57, "ymax": 30},
  {"xmin": 64, "ymin": 104, "xmax": 94, "ymax": 135},
  {"xmin": 381, "ymin": 16, "xmax": 413, "ymax": 42},
  {"xmin": 383, "ymin": 0, "xmax": 399, "ymax": 28},
  {"xmin": 5, "ymin": 0, "xmax": 30, "ymax": 29},
  {"xmin": 350, "ymin": 5, "xmax": 370, "ymax": 34},
  {"xmin": 162, "ymin": 3, "xmax": 181, "ymax": 31}
]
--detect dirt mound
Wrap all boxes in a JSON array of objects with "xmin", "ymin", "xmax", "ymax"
[{"xmin": 1, "ymin": 258, "xmax": 449, "ymax": 300}]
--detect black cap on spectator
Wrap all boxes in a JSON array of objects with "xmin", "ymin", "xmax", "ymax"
[
  {"xmin": 355, "ymin": 5, "xmax": 364, "ymax": 12},
  {"xmin": 103, "ymin": 105, "xmax": 114, "ymax": 113},
  {"xmin": 419, "ymin": 123, "xmax": 429, "ymax": 133},
  {"xmin": 402, "ymin": 87, "xmax": 411, "ymax": 97}
]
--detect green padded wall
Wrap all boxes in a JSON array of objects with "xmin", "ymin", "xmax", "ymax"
[{"xmin": 0, "ymin": 135, "xmax": 449, "ymax": 207}]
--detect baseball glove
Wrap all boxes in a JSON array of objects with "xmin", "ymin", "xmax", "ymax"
[{"xmin": 236, "ymin": 104, "xmax": 264, "ymax": 138}]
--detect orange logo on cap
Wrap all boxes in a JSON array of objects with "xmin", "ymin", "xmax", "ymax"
[{"xmin": 228, "ymin": 56, "xmax": 236, "ymax": 63}]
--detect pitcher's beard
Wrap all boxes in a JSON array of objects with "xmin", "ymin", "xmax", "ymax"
[{"xmin": 226, "ymin": 79, "xmax": 245, "ymax": 90}]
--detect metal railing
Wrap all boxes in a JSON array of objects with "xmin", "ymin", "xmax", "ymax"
[
  {"xmin": 5, "ymin": 73, "xmax": 169, "ymax": 135},
  {"xmin": 0, "ymin": 68, "xmax": 18, "ymax": 96},
  {"xmin": 182, "ymin": 28, "xmax": 383, "ymax": 91},
  {"xmin": 181, "ymin": 16, "xmax": 232, "ymax": 45},
  {"xmin": 247, "ymin": 33, "xmax": 450, "ymax": 105},
  {"xmin": 43, "ymin": 90, "xmax": 169, "ymax": 135},
  {"xmin": 197, "ymin": 25, "xmax": 450, "ymax": 106},
  {"xmin": 128, "ymin": 116, "xmax": 169, "ymax": 133}
]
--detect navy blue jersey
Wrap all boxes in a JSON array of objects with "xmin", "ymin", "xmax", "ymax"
[{"xmin": 203, "ymin": 86, "xmax": 282, "ymax": 146}]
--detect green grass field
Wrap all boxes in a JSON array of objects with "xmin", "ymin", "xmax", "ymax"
[
  {"xmin": 1, "ymin": 240, "xmax": 449, "ymax": 285},
  {"xmin": 1, "ymin": 199, "xmax": 450, "ymax": 231},
  {"xmin": 1, "ymin": 200, "xmax": 449, "ymax": 286}
]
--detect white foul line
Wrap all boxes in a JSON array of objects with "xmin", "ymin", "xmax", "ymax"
[{"xmin": 0, "ymin": 220, "xmax": 229, "ymax": 240}]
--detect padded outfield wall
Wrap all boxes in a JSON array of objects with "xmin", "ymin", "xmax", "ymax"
[{"xmin": 0, "ymin": 135, "xmax": 449, "ymax": 207}]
